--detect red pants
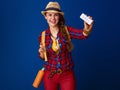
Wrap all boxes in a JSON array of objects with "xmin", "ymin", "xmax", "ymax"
[{"xmin": 43, "ymin": 70, "xmax": 76, "ymax": 90}]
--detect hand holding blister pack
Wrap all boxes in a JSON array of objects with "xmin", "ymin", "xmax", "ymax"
[{"xmin": 80, "ymin": 13, "xmax": 93, "ymax": 25}]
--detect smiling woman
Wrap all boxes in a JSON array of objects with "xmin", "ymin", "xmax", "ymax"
[
  {"xmin": 36, "ymin": 1, "xmax": 94, "ymax": 90},
  {"xmin": 45, "ymin": 13, "xmax": 60, "ymax": 28},
  {"xmin": 1, "ymin": 0, "xmax": 120, "ymax": 90}
]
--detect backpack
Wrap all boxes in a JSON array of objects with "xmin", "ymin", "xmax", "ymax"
[{"xmin": 41, "ymin": 26, "xmax": 71, "ymax": 61}]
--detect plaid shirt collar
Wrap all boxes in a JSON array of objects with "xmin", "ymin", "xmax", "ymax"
[{"xmin": 46, "ymin": 27, "xmax": 61, "ymax": 37}]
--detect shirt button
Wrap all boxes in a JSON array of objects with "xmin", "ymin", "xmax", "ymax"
[{"xmin": 56, "ymin": 62, "xmax": 61, "ymax": 68}]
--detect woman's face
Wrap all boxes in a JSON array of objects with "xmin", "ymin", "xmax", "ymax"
[{"xmin": 45, "ymin": 12, "xmax": 60, "ymax": 27}]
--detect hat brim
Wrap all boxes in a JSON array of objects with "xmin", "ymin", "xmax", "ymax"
[{"xmin": 41, "ymin": 10, "xmax": 64, "ymax": 16}]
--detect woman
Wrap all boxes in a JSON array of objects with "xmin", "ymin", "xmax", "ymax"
[{"xmin": 38, "ymin": 1, "xmax": 94, "ymax": 90}]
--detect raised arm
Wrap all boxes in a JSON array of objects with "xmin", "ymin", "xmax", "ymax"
[{"xmin": 68, "ymin": 17, "xmax": 93, "ymax": 39}]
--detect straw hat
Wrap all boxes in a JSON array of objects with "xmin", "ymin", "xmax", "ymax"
[{"xmin": 41, "ymin": 2, "xmax": 64, "ymax": 16}]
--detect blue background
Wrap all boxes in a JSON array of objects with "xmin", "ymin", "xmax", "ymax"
[{"xmin": 1, "ymin": 0, "xmax": 120, "ymax": 90}]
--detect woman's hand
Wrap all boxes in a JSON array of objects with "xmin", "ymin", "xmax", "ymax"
[
  {"xmin": 83, "ymin": 16, "xmax": 94, "ymax": 36},
  {"xmin": 38, "ymin": 44, "xmax": 45, "ymax": 59}
]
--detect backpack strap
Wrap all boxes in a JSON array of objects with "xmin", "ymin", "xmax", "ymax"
[
  {"xmin": 41, "ymin": 26, "xmax": 70, "ymax": 61},
  {"xmin": 41, "ymin": 31, "xmax": 47, "ymax": 61}
]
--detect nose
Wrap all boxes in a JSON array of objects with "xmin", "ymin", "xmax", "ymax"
[{"xmin": 51, "ymin": 15, "xmax": 55, "ymax": 20}]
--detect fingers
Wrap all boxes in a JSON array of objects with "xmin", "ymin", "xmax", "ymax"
[
  {"xmin": 88, "ymin": 16, "xmax": 92, "ymax": 19},
  {"xmin": 38, "ymin": 48, "xmax": 43, "ymax": 53},
  {"xmin": 38, "ymin": 44, "xmax": 45, "ymax": 53},
  {"xmin": 83, "ymin": 16, "xmax": 94, "ymax": 31},
  {"xmin": 40, "ymin": 45, "xmax": 42, "ymax": 48},
  {"xmin": 39, "ymin": 47, "xmax": 44, "ymax": 52},
  {"xmin": 88, "ymin": 16, "xmax": 94, "ymax": 24}
]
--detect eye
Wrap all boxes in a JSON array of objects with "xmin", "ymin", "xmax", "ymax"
[
  {"xmin": 48, "ymin": 14, "xmax": 52, "ymax": 16},
  {"xmin": 46, "ymin": 13, "xmax": 52, "ymax": 17},
  {"xmin": 55, "ymin": 13, "xmax": 59, "ymax": 17}
]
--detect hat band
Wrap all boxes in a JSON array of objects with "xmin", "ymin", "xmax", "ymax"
[{"xmin": 45, "ymin": 7, "xmax": 62, "ymax": 12}]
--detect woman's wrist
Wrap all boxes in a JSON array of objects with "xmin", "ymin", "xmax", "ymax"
[{"xmin": 83, "ymin": 28, "xmax": 91, "ymax": 36}]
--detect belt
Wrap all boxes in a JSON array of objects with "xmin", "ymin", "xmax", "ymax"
[{"xmin": 48, "ymin": 68, "xmax": 63, "ymax": 78}]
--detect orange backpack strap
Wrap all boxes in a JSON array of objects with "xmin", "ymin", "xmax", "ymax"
[{"xmin": 41, "ymin": 31, "xmax": 47, "ymax": 61}]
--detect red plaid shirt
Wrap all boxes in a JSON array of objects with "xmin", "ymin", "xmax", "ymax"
[{"xmin": 39, "ymin": 26, "xmax": 87, "ymax": 71}]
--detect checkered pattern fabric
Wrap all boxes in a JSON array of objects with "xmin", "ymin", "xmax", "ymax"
[{"xmin": 38, "ymin": 26, "xmax": 87, "ymax": 71}]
